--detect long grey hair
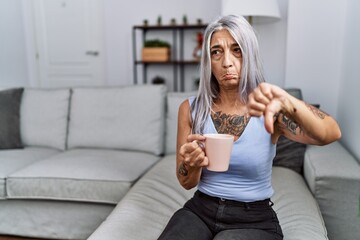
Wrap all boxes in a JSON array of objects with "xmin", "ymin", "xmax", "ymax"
[{"xmin": 191, "ymin": 15, "xmax": 265, "ymax": 134}]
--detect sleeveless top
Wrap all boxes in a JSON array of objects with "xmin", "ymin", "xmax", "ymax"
[{"xmin": 189, "ymin": 97, "xmax": 276, "ymax": 202}]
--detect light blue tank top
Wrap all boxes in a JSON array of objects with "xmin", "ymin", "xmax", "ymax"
[{"xmin": 189, "ymin": 97, "xmax": 276, "ymax": 202}]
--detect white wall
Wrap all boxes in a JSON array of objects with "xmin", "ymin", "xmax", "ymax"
[
  {"xmin": 0, "ymin": 0, "xmax": 28, "ymax": 88},
  {"xmin": 285, "ymin": 0, "xmax": 347, "ymax": 118},
  {"xmin": 256, "ymin": 0, "xmax": 288, "ymax": 87},
  {"xmin": 337, "ymin": 0, "xmax": 360, "ymax": 161},
  {"xmin": 285, "ymin": 0, "xmax": 360, "ymax": 161}
]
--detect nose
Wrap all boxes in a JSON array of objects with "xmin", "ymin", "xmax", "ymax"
[{"xmin": 222, "ymin": 51, "xmax": 233, "ymax": 68}]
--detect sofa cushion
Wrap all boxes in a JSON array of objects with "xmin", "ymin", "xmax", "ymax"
[
  {"xmin": 20, "ymin": 89, "xmax": 71, "ymax": 150},
  {"xmin": 0, "ymin": 199, "xmax": 114, "ymax": 240},
  {"xmin": 0, "ymin": 147, "xmax": 60, "ymax": 199},
  {"xmin": 304, "ymin": 142, "xmax": 360, "ymax": 240},
  {"xmin": 271, "ymin": 167, "xmax": 328, "ymax": 240},
  {"xmin": 165, "ymin": 91, "xmax": 196, "ymax": 155},
  {"xmin": 273, "ymin": 136, "xmax": 307, "ymax": 174},
  {"xmin": 88, "ymin": 154, "xmax": 196, "ymax": 240},
  {"xmin": 0, "ymin": 88, "xmax": 24, "ymax": 149},
  {"xmin": 68, "ymin": 85, "xmax": 166, "ymax": 155},
  {"xmin": 88, "ymin": 156, "xmax": 328, "ymax": 240},
  {"xmin": 6, "ymin": 149, "xmax": 160, "ymax": 204}
]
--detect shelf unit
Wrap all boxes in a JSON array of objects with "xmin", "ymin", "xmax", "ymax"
[{"xmin": 132, "ymin": 24, "xmax": 207, "ymax": 91}]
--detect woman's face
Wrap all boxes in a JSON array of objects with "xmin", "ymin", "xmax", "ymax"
[{"xmin": 210, "ymin": 29, "xmax": 242, "ymax": 89}]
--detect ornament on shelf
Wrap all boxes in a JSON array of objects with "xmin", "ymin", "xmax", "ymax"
[
  {"xmin": 152, "ymin": 76, "xmax": 165, "ymax": 85},
  {"xmin": 193, "ymin": 31, "xmax": 204, "ymax": 60},
  {"xmin": 157, "ymin": 15, "xmax": 162, "ymax": 26},
  {"xmin": 182, "ymin": 15, "xmax": 188, "ymax": 25}
]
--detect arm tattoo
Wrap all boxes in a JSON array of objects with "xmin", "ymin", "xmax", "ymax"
[
  {"xmin": 305, "ymin": 103, "xmax": 329, "ymax": 119},
  {"xmin": 211, "ymin": 111, "xmax": 249, "ymax": 137},
  {"xmin": 178, "ymin": 162, "xmax": 188, "ymax": 176},
  {"xmin": 281, "ymin": 114, "xmax": 301, "ymax": 135}
]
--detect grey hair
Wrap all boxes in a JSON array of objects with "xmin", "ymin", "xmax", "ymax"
[{"xmin": 191, "ymin": 15, "xmax": 265, "ymax": 134}]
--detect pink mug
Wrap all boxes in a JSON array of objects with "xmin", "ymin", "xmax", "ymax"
[{"xmin": 203, "ymin": 134, "xmax": 234, "ymax": 172}]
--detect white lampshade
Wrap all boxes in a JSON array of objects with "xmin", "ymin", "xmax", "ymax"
[{"xmin": 221, "ymin": 0, "xmax": 281, "ymax": 24}]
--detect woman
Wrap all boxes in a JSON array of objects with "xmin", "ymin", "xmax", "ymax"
[{"xmin": 158, "ymin": 15, "xmax": 341, "ymax": 240}]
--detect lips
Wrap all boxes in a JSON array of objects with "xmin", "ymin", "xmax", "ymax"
[{"xmin": 222, "ymin": 73, "xmax": 237, "ymax": 80}]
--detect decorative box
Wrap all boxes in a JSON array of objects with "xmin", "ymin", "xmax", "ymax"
[{"xmin": 142, "ymin": 47, "xmax": 170, "ymax": 62}]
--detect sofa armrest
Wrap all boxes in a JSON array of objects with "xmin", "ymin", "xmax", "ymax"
[{"xmin": 303, "ymin": 141, "xmax": 360, "ymax": 240}]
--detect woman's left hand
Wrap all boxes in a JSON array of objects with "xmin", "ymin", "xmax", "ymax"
[{"xmin": 247, "ymin": 83, "xmax": 294, "ymax": 134}]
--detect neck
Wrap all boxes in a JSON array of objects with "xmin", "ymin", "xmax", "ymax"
[
  {"xmin": 212, "ymin": 88, "xmax": 247, "ymax": 115},
  {"xmin": 217, "ymin": 89, "xmax": 241, "ymax": 106}
]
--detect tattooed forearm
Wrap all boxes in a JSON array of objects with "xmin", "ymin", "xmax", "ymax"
[
  {"xmin": 178, "ymin": 162, "xmax": 188, "ymax": 176},
  {"xmin": 305, "ymin": 103, "xmax": 329, "ymax": 119}
]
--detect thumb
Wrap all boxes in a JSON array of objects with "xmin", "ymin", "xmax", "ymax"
[
  {"xmin": 264, "ymin": 111, "xmax": 275, "ymax": 134},
  {"xmin": 264, "ymin": 99, "xmax": 282, "ymax": 134}
]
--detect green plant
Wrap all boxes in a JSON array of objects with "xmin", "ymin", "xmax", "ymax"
[
  {"xmin": 157, "ymin": 15, "xmax": 162, "ymax": 25},
  {"xmin": 144, "ymin": 39, "xmax": 170, "ymax": 48},
  {"xmin": 183, "ymin": 15, "xmax": 188, "ymax": 25}
]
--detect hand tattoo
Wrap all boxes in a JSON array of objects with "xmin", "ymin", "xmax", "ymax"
[
  {"xmin": 281, "ymin": 114, "xmax": 301, "ymax": 135},
  {"xmin": 178, "ymin": 162, "xmax": 188, "ymax": 176}
]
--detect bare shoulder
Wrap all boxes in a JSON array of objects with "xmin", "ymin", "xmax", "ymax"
[
  {"xmin": 178, "ymin": 99, "xmax": 191, "ymax": 117},
  {"xmin": 179, "ymin": 99, "xmax": 190, "ymax": 110}
]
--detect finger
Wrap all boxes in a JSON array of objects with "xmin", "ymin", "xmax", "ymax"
[
  {"xmin": 252, "ymin": 88, "xmax": 271, "ymax": 105},
  {"xmin": 247, "ymin": 98, "xmax": 267, "ymax": 116},
  {"xmin": 195, "ymin": 140, "xmax": 205, "ymax": 150},
  {"xmin": 188, "ymin": 148, "xmax": 206, "ymax": 167},
  {"xmin": 264, "ymin": 111, "xmax": 275, "ymax": 134},
  {"xmin": 189, "ymin": 151, "xmax": 206, "ymax": 167},
  {"xmin": 264, "ymin": 100, "xmax": 282, "ymax": 134},
  {"xmin": 248, "ymin": 109, "xmax": 263, "ymax": 117},
  {"xmin": 259, "ymin": 83, "xmax": 274, "ymax": 99},
  {"xmin": 187, "ymin": 134, "xmax": 206, "ymax": 142},
  {"xmin": 179, "ymin": 142, "xmax": 199, "ymax": 162}
]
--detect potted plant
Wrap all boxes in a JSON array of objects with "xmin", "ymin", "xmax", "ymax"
[{"xmin": 142, "ymin": 39, "xmax": 171, "ymax": 62}]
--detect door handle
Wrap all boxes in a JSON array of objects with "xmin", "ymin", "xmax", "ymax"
[{"xmin": 86, "ymin": 51, "xmax": 99, "ymax": 56}]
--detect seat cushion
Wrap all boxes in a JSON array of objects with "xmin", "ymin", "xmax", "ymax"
[
  {"xmin": 6, "ymin": 149, "xmax": 160, "ymax": 204},
  {"xmin": 0, "ymin": 199, "xmax": 114, "ymax": 240},
  {"xmin": 67, "ymin": 85, "xmax": 167, "ymax": 155},
  {"xmin": 271, "ymin": 167, "xmax": 328, "ymax": 240},
  {"xmin": 20, "ymin": 88, "xmax": 71, "ymax": 150},
  {"xmin": 0, "ymin": 147, "xmax": 60, "ymax": 199},
  {"xmin": 88, "ymin": 154, "xmax": 195, "ymax": 240}
]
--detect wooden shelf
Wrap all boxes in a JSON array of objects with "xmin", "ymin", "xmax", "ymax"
[
  {"xmin": 132, "ymin": 23, "xmax": 206, "ymax": 91},
  {"xmin": 133, "ymin": 24, "xmax": 207, "ymax": 30},
  {"xmin": 135, "ymin": 60, "xmax": 200, "ymax": 65}
]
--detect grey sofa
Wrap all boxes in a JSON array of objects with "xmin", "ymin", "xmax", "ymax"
[{"xmin": 0, "ymin": 85, "xmax": 359, "ymax": 240}]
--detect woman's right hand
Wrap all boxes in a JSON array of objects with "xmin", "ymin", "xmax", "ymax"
[{"xmin": 179, "ymin": 134, "xmax": 208, "ymax": 168}]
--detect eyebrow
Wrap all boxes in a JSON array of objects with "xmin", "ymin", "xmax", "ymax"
[{"xmin": 210, "ymin": 43, "xmax": 239, "ymax": 49}]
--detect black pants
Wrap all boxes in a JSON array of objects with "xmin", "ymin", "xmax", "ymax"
[{"xmin": 158, "ymin": 190, "xmax": 283, "ymax": 240}]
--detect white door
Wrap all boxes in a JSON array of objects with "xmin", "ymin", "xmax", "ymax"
[{"xmin": 32, "ymin": 0, "xmax": 105, "ymax": 87}]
